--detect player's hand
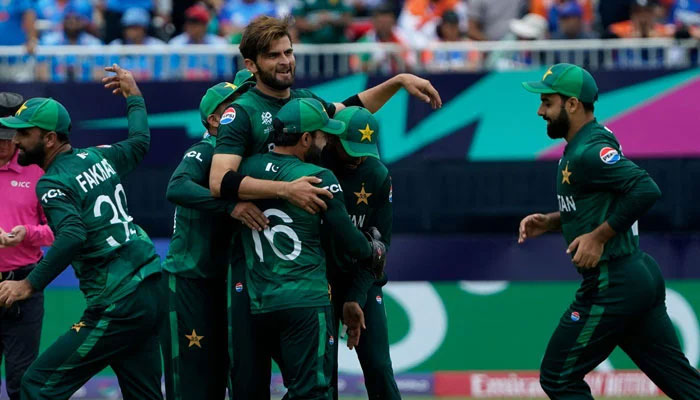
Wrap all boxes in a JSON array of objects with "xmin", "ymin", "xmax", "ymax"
[
  {"xmin": 0, "ymin": 279, "xmax": 34, "ymax": 307},
  {"xmin": 102, "ymin": 64, "xmax": 142, "ymax": 98},
  {"xmin": 343, "ymin": 301, "xmax": 366, "ymax": 350},
  {"xmin": 397, "ymin": 73, "xmax": 442, "ymax": 109},
  {"xmin": 0, "ymin": 226, "xmax": 27, "ymax": 248},
  {"xmin": 364, "ymin": 227, "xmax": 387, "ymax": 279},
  {"xmin": 518, "ymin": 213, "xmax": 552, "ymax": 244},
  {"xmin": 232, "ymin": 202, "xmax": 268, "ymax": 231},
  {"xmin": 567, "ymin": 232, "xmax": 605, "ymax": 269},
  {"xmin": 281, "ymin": 177, "xmax": 332, "ymax": 215}
]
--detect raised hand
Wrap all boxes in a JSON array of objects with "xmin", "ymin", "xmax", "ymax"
[
  {"xmin": 102, "ymin": 64, "xmax": 142, "ymax": 98},
  {"xmin": 398, "ymin": 74, "xmax": 442, "ymax": 109}
]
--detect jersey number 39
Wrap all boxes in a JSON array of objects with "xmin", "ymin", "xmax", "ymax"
[{"xmin": 93, "ymin": 184, "xmax": 135, "ymax": 247}]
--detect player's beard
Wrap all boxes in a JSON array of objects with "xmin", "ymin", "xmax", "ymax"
[
  {"xmin": 17, "ymin": 142, "xmax": 46, "ymax": 166},
  {"xmin": 305, "ymin": 143, "xmax": 323, "ymax": 165},
  {"xmin": 546, "ymin": 105, "xmax": 570, "ymax": 139},
  {"xmin": 255, "ymin": 62, "xmax": 294, "ymax": 91}
]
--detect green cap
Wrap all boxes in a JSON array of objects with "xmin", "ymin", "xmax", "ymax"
[
  {"xmin": 333, "ymin": 106, "xmax": 380, "ymax": 159},
  {"xmin": 522, "ymin": 63, "xmax": 598, "ymax": 103},
  {"xmin": 275, "ymin": 98, "xmax": 345, "ymax": 136},
  {"xmin": 199, "ymin": 69, "xmax": 255, "ymax": 127},
  {"xmin": 0, "ymin": 97, "xmax": 71, "ymax": 135}
]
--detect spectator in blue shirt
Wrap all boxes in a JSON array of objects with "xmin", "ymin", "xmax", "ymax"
[
  {"xmin": 551, "ymin": 1, "xmax": 598, "ymax": 39},
  {"xmin": 0, "ymin": 0, "xmax": 37, "ymax": 49},
  {"xmin": 100, "ymin": 0, "xmax": 155, "ymax": 44},
  {"xmin": 219, "ymin": 0, "xmax": 278, "ymax": 41},
  {"xmin": 35, "ymin": 0, "xmax": 92, "ymax": 32},
  {"xmin": 169, "ymin": 4, "xmax": 227, "ymax": 45},
  {"xmin": 110, "ymin": 8, "xmax": 164, "ymax": 44},
  {"xmin": 109, "ymin": 8, "xmax": 166, "ymax": 81},
  {"xmin": 169, "ymin": 4, "xmax": 228, "ymax": 80}
]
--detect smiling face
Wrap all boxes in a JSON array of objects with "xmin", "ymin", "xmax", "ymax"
[
  {"xmin": 250, "ymin": 35, "xmax": 295, "ymax": 91},
  {"xmin": 537, "ymin": 93, "xmax": 571, "ymax": 139}
]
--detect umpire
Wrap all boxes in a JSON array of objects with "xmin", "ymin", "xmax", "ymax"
[{"xmin": 0, "ymin": 92, "xmax": 54, "ymax": 400}]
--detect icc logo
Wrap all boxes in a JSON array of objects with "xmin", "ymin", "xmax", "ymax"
[{"xmin": 11, "ymin": 180, "xmax": 30, "ymax": 188}]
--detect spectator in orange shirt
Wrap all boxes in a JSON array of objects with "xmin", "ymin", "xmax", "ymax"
[
  {"xmin": 399, "ymin": 0, "xmax": 467, "ymax": 46},
  {"xmin": 608, "ymin": 0, "xmax": 674, "ymax": 38},
  {"xmin": 353, "ymin": 3, "xmax": 417, "ymax": 73}
]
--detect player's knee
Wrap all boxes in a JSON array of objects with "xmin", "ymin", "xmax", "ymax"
[{"xmin": 539, "ymin": 364, "xmax": 565, "ymax": 396}]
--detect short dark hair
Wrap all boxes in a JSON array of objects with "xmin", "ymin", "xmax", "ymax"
[
  {"xmin": 559, "ymin": 94, "xmax": 594, "ymax": 113},
  {"xmin": 40, "ymin": 128, "xmax": 70, "ymax": 144},
  {"xmin": 239, "ymin": 16, "xmax": 292, "ymax": 61}
]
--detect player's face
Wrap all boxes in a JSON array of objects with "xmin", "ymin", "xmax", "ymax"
[
  {"xmin": 207, "ymin": 100, "xmax": 234, "ymax": 135},
  {"xmin": 332, "ymin": 137, "xmax": 364, "ymax": 170},
  {"xmin": 304, "ymin": 130, "xmax": 326, "ymax": 165},
  {"xmin": 254, "ymin": 36, "xmax": 295, "ymax": 91},
  {"xmin": 538, "ymin": 94, "xmax": 570, "ymax": 139},
  {"xmin": 13, "ymin": 127, "xmax": 47, "ymax": 166},
  {"xmin": 0, "ymin": 138, "xmax": 16, "ymax": 162}
]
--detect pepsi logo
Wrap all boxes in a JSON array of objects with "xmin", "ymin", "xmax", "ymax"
[
  {"xmin": 599, "ymin": 147, "xmax": 620, "ymax": 165},
  {"xmin": 329, "ymin": 336, "xmax": 335, "ymax": 346},
  {"xmin": 571, "ymin": 311, "xmax": 580, "ymax": 322},
  {"xmin": 220, "ymin": 107, "xmax": 236, "ymax": 125},
  {"xmin": 235, "ymin": 282, "xmax": 243, "ymax": 293},
  {"xmin": 376, "ymin": 296, "xmax": 382, "ymax": 304}
]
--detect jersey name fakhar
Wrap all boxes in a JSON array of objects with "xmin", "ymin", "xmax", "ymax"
[
  {"xmin": 75, "ymin": 159, "xmax": 118, "ymax": 193},
  {"xmin": 557, "ymin": 194, "xmax": 577, "ymax": 212}
]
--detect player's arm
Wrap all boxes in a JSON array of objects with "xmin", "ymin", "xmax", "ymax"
[
  {"xmin": 333, "ymin": 74, "xmax": 443, "ymax": 114},
  {"xmin": 210, "ymin": 105, "xmax": 332, "ymax": 214},
  {"xmin": 0, "ymin": 181, "xmax": 85, "ymax": 306},
  {"xmin": 567, "ymin": 140, "xmax": 661, "ymax": 268},
  {"xmin": 518, "ymin": 212, "xmax": 561, "ymax": 244},
  {"xmin": 97, "ymin": 64, "xmax": 150, "ymax": 177}
]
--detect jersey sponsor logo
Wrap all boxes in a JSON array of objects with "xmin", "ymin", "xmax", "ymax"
[
  {"xmin": 265, "ymin": 162, "xmax": 279, "ymax": 172},
  {"xmin": 599, "ymin": 147, "xmax": 620, "ymax": 165},
  {"xmin": 389, "ymin": 184, "xmax": 393, "ymax": 203},
  {"xmin": 220, "ymin": 107, "xmax": 236, "ymax": 125},
  {"xmin": 41, "ymin": 188, "xmax": 66, "ymax": 203},
  {"xmin": 261, "ymin": 111, "xmax": 272, "ymax": 125},
  {"xmin": 184, "ymin": 151, "xmax": 204, "ymax": 162},
  {"xmin": 376, "ymin": 295, "xmax": 383, "ymax": 304},
  {"xmin": 571, "ymin": 311, "xmax": 580, "ymax": 322},
  {"xmin": 75, "ymin": 159, "xmax": 118, "ymax": 193},
  {"xmin": 328, "ymin": 335, "xmax": 335, "ymax": 346},
  {"xmin": 235, "ymin": 282, "xmax": 243, "ymax": 293},
  {"xmin": 323, "ymin": 184, "xmax": 343, "ymax": 194},
  {"xmin": 557, "ymin": 194, "xmax": 576, "ymax": 212},
  {"xmin": 10, "ymin": 180, "xmax": 30, "ymax": 188}
]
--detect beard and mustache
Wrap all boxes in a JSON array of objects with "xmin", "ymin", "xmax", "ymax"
[
  {"xmin": 255, "ymin": 62, "xmax": 295, "ymax": 91},
  {"xmin": 546, "ymin": 104, "xmax": 570, "ymax": 139},
  {"xmin": 304, "ymin": 141, "xmax": 323, "ymax": 165},
  {"xmin": 17, "ymin": 142, "xmax": 46, "ymax": 166}
]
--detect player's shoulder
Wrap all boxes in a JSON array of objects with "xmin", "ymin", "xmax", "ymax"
[
  {"xmin": 360, "ymin": 157, "xmax": 389, "ymax": 181},
  {"xmin": 182, "ymin": 137, "xmax": 216, "ymax": 159},
  {"xmin": 291, "ymin": 88, "xmax": 318, "ymax": 99},
  {"xmin": 575, "ymin": 124, "xmax": 622, "ymax": 167}
]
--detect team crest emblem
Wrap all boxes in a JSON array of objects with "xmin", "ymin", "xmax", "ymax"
[
  {"xmin": 221, "ymin": 107, "xmax": 236, "ymax": 125},
  {"xmin": 261, "ymin": 111, "xmax": 272, "ymax": 125},
  {"xmin": 376, "ymin": 295, "xmax": 382, "ymax": 304},
  {"xmin": 599, "ymin": 147, "xmax": 620, "ymax": 165},
  {"xmin": 329, "ymin": 336, "xmax": 335, "ymax": 346},
  {"xmin": 571, "ymin": 311, "xmax": 580, "ymax": 322},
  {"xmin": 235, "ymin": 282, "xmax": 243, "ymax": 293}
]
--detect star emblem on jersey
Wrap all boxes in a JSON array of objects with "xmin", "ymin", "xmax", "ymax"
[
  {"xmin": 561, "ymin": 162, "xmax": 572, "ymax": 185},
  {"xmin": 71, "ymin": 321, "xmax": 87, "ymax": 333},
  {"xmin": 186, "ymin": 329, "xmax": 204, "ymax": 348},
  {"xmin": 359, "ymin": 124, "xmax": 374, "ymax": 142},
  {"xmin": 542, "ymin": 67, "xmax": 553, "ymax": 81},
  {"xmin": 224, "ymin": 82, "xmax": 237, "ymax": 90},
  {"xmin": 15, "ymin": 102, "xmax": 28, "ymax": 116},
  {"xmin": 355, "ymin": 184, "xmax": 372, "ymax": 205}
]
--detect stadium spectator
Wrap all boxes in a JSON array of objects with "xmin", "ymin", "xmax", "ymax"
[
  {"xmin": 292, "ymin": 0, "xmax": 353, "ymax": 43},
  {"xmin": 0, "ymin": 0, "xmax": 37, "ymax": 49},
  {"xmin": 551, "ymin": 1, "xmax": 598, "ymax": 39},
  {"xmin": 219, "ymin": 0, "xmax": 278, "ymax": 42},
  {"xmin": 169, "ymin": 4, "xmax": 227, "ymax": 44},
  {"xmin": 530, "ymin": 0, "xmax": 594, "ymax": 34},
  {"xmin": 0, "ymin": 92, "xmax": 54, "ymax": 400},
  {"xmin": 468, "ymin": 0, "xmax": 528, "ymax": 41},
  {"xmin": 607, "ymin": 0, "xmax": 674, "ymax": 38},
  {"xmin": 35, "ymin": 0, "xmax": 93, "ymax": 33},
  {"xmin": 353, "ymin": 3, "xmax": 416, "ymax": 73},
  {"xmin": 670, "ymin": 0, "xmax": 700, "ymax": 38},
  {"xmin": 37, "ymin": 5, "xmax": 102, "ymax": 82},
  {"xmin": 428, "ymin": 10, "xmax": 480, "ymax": 71},
  {"xmin": 486, "ymin": 13, "xmax": 548, "ymax": 70},
  {"xmin": 349, "ymin": 0, "xmax": 385, "ymax": 17},
  {"xmin": 398, "ymin": 0, "xmax": 467, "ymax": 47},
  {"xmin": 100, "ymin": 0, "xmax": 155, "ymax": 44},
  {"xmin": 110, "ymin": 8, "xmax": 164, "ymax": 44}
]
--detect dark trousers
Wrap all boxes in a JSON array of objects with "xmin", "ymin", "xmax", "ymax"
[
  {"xmin": 21, "ymin": 274, "xmax": 164, "ymax": 400},
  {"xmin": 0, "ymin": 264, "xmax": 43, "ymax": 400},
  {"xmin": 540, "ymin": 251, "xmax": 700, "ymax": 399}
]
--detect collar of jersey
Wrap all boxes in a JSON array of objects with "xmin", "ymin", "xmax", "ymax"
[
  {"xmin": 564, "ymin": 118, "xmax": 598, "ymax": 155},
  {"xmin": 251, "ymin": 87, "xmax": 292, "ymax": 105}
]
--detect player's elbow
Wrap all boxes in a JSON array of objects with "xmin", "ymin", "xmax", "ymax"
[{"xmin": 209, "ymin": 175, "xmax": 222, "ymax": 197}]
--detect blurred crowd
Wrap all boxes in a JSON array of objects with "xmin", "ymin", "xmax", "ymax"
[{"xmin": 0, "ymin": 0, "xmax": 698, "ymax": 80}]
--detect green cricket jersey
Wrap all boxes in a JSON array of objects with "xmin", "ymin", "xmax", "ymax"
[
  {"xmin": 215, "ymin": 87, "xmax": 335, "ymax": 158},
  {"xmin": 29, "ymin": 96, "xmax": 160, "ymax": 308},
  {"xmin": 322, "ymin": 151, "xmax": 392, "ymax": 305},
  {"xmin": 164, "ymin": 134, "xmax": 237, "ymax": 279},
  {"xmin": 556, "ymin": 120, "xmax": 661, "ymax": 263},
  {"xmin": 238, "ymin": 152, "xmax": 372, "ymax": 314}
]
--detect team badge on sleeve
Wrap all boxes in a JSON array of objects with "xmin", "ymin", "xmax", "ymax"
[
  {"xmin": 599, "ymin": 147, "xmax": 620, "ymax": 165},
  {"xmin": 220, "ymin": 107, "xmax": 236, "ymax": 125}
]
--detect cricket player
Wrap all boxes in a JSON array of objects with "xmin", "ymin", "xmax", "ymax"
[
  {"xmin": 237, "ymin": 97, "xmax": 387, "ymax": 400},
  {"xmin": 519, "ymin": 63, "xmax": 700, "ymax": 399},
  {"xmin": 160, "ymin": 69, "xmax": 262, "ymax": 400},
  {"xmin": 0, "ymin": 65, "xmax": 164, "ymax": 400},
  {"xmin": 321, "ymin": 106, "xmax": 400, "ymax": 400},
  {"xmin": 208, "ymin": 15, "xmax": 441, "ymax": 395}
]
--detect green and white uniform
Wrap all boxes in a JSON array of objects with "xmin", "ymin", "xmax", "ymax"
[{"xmin": 11, "ymin": 97, "xmax": 163, "ymax": 400}]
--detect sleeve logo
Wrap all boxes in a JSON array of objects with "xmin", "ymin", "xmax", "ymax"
[
  {"xmin": 220, "ymin": 107, "xmax": 236, "ymax": 125},
  {"xmin": 599, "ymin": 147, "xmax": 620, "ymax": 165}
]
